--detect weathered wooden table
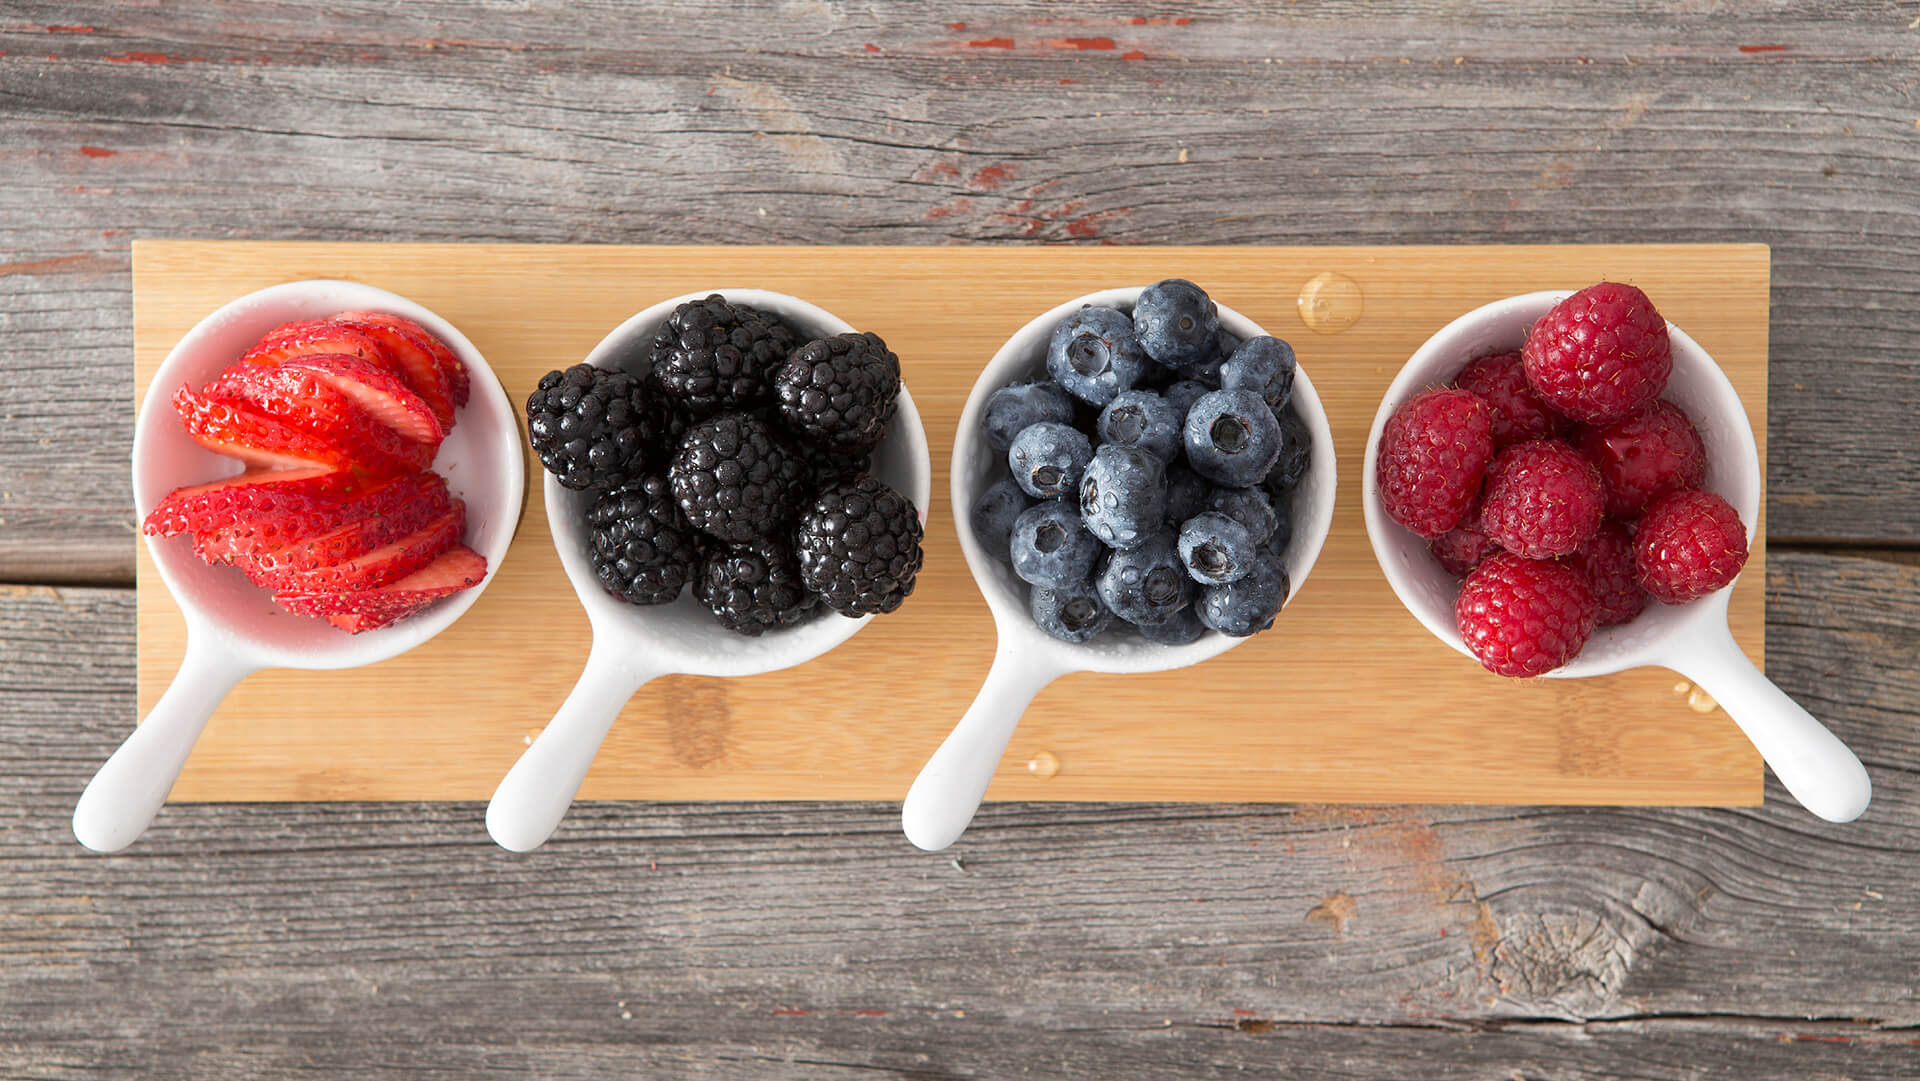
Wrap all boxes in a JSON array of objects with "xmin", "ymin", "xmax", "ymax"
[{"xmin": 5, "ymin": 5, "xmax": 1918, "ymax": 1078}]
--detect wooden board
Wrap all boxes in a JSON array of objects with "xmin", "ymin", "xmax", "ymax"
[{"xmin": 132, "ymin": 241, "xmax": 1768, "ymax": 805}]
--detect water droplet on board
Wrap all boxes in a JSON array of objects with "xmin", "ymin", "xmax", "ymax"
[
  {"xmin": 1674, "ymin": 680, "xmax": 1692, "ymax": 695},
  {"xmin": 1026, "ymin": 751, "xmax": 1061, "ymax": 778},
  {"xmin": 1297, "ymin": 271, "xmax": 1364, "ymax": 333},
  {"xmin": 1687, "ymin": 687, "xmax": 1720, "ymax": 714}
]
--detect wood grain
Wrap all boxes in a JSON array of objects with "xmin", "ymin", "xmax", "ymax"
[
  {"xmin": 132, "ymin": 240, "xmax": 1768, "ymax": 806},
  {"xmin": 7, "ymin": 552, "xmax": 1919, "ymax": 1080}
]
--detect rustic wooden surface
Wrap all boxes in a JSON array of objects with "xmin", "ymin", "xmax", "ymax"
[
  {"xmin": 4, "ymin": 3, "xmax": 1919, "ymax": 1078},
  {"xmin": 135, "ymin": 241, "xmax": 1769, "ymax": 806}
]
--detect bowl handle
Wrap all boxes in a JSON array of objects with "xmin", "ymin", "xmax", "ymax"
[
  {"xmin": 73, "ymin": 637, "xmax": 254, "ymax": 852},
  {"xmin": 1673, "ymin": 627, "xmax": 1871, "ymax": 823},
  {"xmin": 902, "ymin": 645, "xmax": 1063, "ymax": 852},
  {"xmin": 486, "ymin": 639, "xmax": 661, "ymax": 852}
]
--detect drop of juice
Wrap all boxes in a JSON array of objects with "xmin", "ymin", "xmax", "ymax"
[
  {"xmin": 1297, "ymin": 271, "xmax": 1364, "ymax": 333},
  {"xmin": 1686, "ymin": 686, "xmax": 1719, "ymax": 714},
  {"xmin": 1026, "ymin": 751, "xmax": 1061, "ymax": 778}
]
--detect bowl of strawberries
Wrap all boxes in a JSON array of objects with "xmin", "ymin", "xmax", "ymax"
[
  {"xmin": 75, "ymin": 279, "xmax": 522, "ymax": 852},
  {"xmin": 1362, "ymin": 282, "xmax": 1868, "ymax": 823}
]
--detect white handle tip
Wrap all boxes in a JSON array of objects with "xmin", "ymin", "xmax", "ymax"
[
  {"xmin": 901, "ymin": 802, "xmax": 969, "ymax": 852},
  {"xmin": 485, "ymin": 804, "xmax": 556, "ymax": 853}
]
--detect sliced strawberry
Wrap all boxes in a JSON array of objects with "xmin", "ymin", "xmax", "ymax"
[
  {"xmin": 195, "ymin": 472, "xmax": 449, "ymax": 572},
  {"xmin": 266, "ymin": 499, "xmax": 464, "ymax": 594},
  {"xmin": 339, "ymin": 311, "xmax": 469, "ymax": 409},
  {"xmin": 275, "ymin": 544, "xmax": 487, "ymax": 633},
  {"xmin": 279, "ymin": 353, "xmax": 442, "ymax": 445},
  {"xmin": 330, "ymin": 315, "xmax": 457, "ymax": 431},
  {"xmin": 240, "ymin": 319, "xmax": 395, "ymax": 374},
  {"xmin": 142, "ymin": 466, "xmax": 352, "ymax": 537},
  {"xmin": 173, "ymin": 385, "xmax": 358, "ymax": 472},
  {"xmin": 206, "ymin": 363, "xmax": 435, "ymax": 476}
]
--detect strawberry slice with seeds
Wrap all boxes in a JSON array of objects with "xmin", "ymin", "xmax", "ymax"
[
  {"xmin": 339, "ymin": 311, "xmax": 469, "ymax": 409},
  {"xmin": 241, "ymin": 319, "xmax": 395, "ymax": 374},
  {"xmin": 331, "ymin": 314, "xmax": 458, "ymax": 431},
  {"xmin": 173, "ymin": 385, "xmax": 358, "ymax": 472},
  {"xmin": 275, "ymin": 544, "xmax": 488, "ymax": 633},
  {"xmin": 206, "ymin": 363, "xmax": 436, "ymax": 476},
  {"xmin": 268, "ymin": 499, "xmax": 465, "ymax": 594},
  {"xmin": 279, "ymin": 353, "xmax": 442, "ymax": 446},
  {"xmin": 195, "ymin": 472, "xmax": 449, "ymax": 572},
  {"xmin": 143, "ymin": 466, "xmax": 352, "ymax": 538}
]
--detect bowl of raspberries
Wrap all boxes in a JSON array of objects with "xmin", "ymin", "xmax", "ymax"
[
  {"xmin": 903, "ymin": 279, "xmax": 1337, "ymax": 851},
  {"xmin": 1364, "ymin": 282, "xmax": 1869, "ymax": 823},
  {"xmin": 491, "ymin": 290, "xmax": 930, "ymax": 852}
]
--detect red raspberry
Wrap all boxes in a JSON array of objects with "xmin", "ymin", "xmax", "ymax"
[
  {"xmin": 1567, "ymin": 519, "xmax": 1646, "ymax": 626},
  {"xmin": 1453, "ymin": 351, "xmax": 1565, "ymax": 447},
  {"xmin": 1523, "ymin": 282, "xmax": 1672, "ymax": 423},
  {"xmin": 1376, "ymin": 388, "xmax": 1494, "ymax": 538},
  {"xmin": 1578, "ymin": 399, "xmax": 1706, "ymax": 519},
  {"xmin": 1478, "ymin": 439, "xmax": 1606, "ymax": 559},
  {"xmin": 1456, "ymin": 551, "xmax": 1597, "ymax": 678},
  {"xmin": 1429, "ymin": 502, "xmax": 1497, "ymax": 577},
  {"xmin": 1634, "ymin": 489, "xmax": 1749, "ymax": 604}
]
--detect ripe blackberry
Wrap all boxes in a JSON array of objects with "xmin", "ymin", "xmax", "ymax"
[
  {"xmin": 587, "ymin": 475, "xmax": 702, "ymax": 605},
  {"xmin": 525, "ymin": 363, "xmax": 653, "ymax": 491},
  {"xmin": 782, "ymin": 431, "xmax": 870, "ymax": 499},
  {"xmin": 669, "ymin": 411, "xmax": 802, "ymax": 544},
  {"xmin": 650, "ymin": 294, "xmax": 796, "ymax": 414},
  {"xmin": 775, "ymin": 332, "xmax": 901, "ymax": 452},
  {"xmin": 795, "ymin": 475, "xmax": 925, "ymax": 616},
  {"xmin": 694, "ymin": 538, "xmax": 818, "ymax": 636}
]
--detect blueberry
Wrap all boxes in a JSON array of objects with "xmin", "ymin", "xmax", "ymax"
[
  {"xmin": 1198, "ymin": 552, "xmax": 1290, "ymax": 637},
  {"xmin": 1184, "ymin": 388, "xmax": 1281, "ymax": 487},
  {"xmin": 1009, "ymin": 501, "xmax": 1102, "ymax": 590},
  {"xmin": 1008, "ymin": 421, "xmax": 1093, "ymax": 499},
  {"xmin": 1221, "ymin": 336, "xmax": 1296, "ymax": 413},
  {"xmin": 1265, "ymin": 493, "xmax": 1294, "ymax": 555},
  {"xmin": 1162, "ymin": 379, "xmax": 1210, "ymax": 426},
  {"xmin": 1206, "ymin": 486, "xmax": 1277, "ymax": 545},
  {"xmin": 970, "ymin": 475, "xmax": 1033, "ymax": 562},
  {"xmin": 1031, "ymin": 583, "xmax": 1112, "ymax": 644},
  {"xmin": 1079, "ymin": 444, "xmax": 1167, "ymax": 549},
  {"xmin": 1095, "ymin": 530, "xmax": 1193, "ymax": 626},
  {"xmin": 1047, "ymin": 307, "xmax": 1153, "ymax": 407},
  {"xmin": 983, "ymin": 381, "xmax": 1074, "ymax": 451},
  {"xmin": 1162, "ymin": 464, "xmax": 1210, "ymax": 525},
  {"xmin": 1265, "ymin": 407, "xmax": 1313, "ymax": 492},
  {"xmin": 1178, "ymin": 512, "xmax": 1256, "ymax": 585},
  {"xmin": 1138, "ymin": 604, "xmax": 1207, "ymax": 645},
  {"xmin": 1132, "ymin": 279, "xmax": 1220, "ymax": 369},
  {"xmin": 1097, "ymin": 389, "xmax": 1182, "ymax": 463}
]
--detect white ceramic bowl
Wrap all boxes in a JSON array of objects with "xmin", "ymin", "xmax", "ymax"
[
  {"xmin": 486, "ymin": 289, "xmax": 932, "ymax": 852},
  {"xmin": 1362, "ymin": 290, "xmax": 1868, "ymax": 822},
  {"xmin": 902, "ymin": 287, "xmax": 1338, "ymax": 851},
  {"xmin": 76, "ymin": 279, "xmax": 524, "ymax": 852}
]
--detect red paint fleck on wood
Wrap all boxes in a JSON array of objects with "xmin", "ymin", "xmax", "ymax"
[
  {"xmin": 1121, "ymin": 50, "xmax": 1147, "ymax": 61},
  {"xmin": 1231, "ymin": 1009, "xmax": 1258, "ymax": 1016},
  {"xmin": 1058, "ymin": 78, "xmax": 1077, "ymax": 84},
  {"xmin": 1130, "ymin": 16, "xmax": 1149, "ymax": 25},
  {"xmin": 45, "ymin": 25, "xmax": 96, "ymax": 33},
  {"xmin": 969, "ymin": 37, "xmax": 1014, "ymax": 48},
  {"xmin": 78, "ymin": 145, "xmax": 115, "ymax": 158},
  {"xmin": 1739, "ymin": 44, "xmax": 1787, "ymax": 53},
  {"xmin": 101, "ymin": 229, "xmax": 126, "ymax": 238},
  {"xmin": 106, "ymin": 51, "xmax": 195, "ymax": 64},
  {"xmin": 924, "ymin": 196, "xmax": 973, "ymax": 221},
  {"xmin": 854, "ymin": 1009, "xmax": 887, "ymax": 1016},
  {"xmin": 971, "ymin": 163, "xmax": 1015, "ymax": 189},
  {"xmin": 0, "ymin": 253, "xmax": 116, "ymax": 277},
  {"xmin": 864, "ymin": 43, "xmax": 880, "ymax": 52},
  {"xmin": 1048, "ymin": 37, "xmax": 1115, "ymax": 50},
  {"xmin": 948, "ymin": 22, "xmax": 965, "ymax": 31},
  {"xmin": 772, "ymin": 1008, "xmax": 809, "ymax": 1016},
  {"xmin": 1175, "ymin": 16, "xmax": 1192, "ymax": 25}
]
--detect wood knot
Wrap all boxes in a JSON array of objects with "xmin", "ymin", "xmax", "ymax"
[{"xmin": 1490, "ymin": 910, "xmax": 1636, "ymax": 1018}]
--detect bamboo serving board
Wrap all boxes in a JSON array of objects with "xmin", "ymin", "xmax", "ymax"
[{"xmin": 133, "ymin": 241, "xmax": 1768, "ymax": 806}]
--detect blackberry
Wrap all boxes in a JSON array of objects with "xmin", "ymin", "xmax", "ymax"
[
  {"xmin": 650, "ymin": 294, "xmax": 795, "ymax": 414},
  {"xmin": 1221, "ymin": 335, "xmax": 1296, "ymax": 413},
  {"xmin": 587, "ymin": 475, "xmax": 702, "ymax": 606},
  {"xmin": 1047, "ymin": 306, "xmax": 1153, "ymax": 406},
  {"xmin": 970, "ymin": 476, "xmax": 1034, "ymax": 562},
  {"xmin": 1079, "ymin": 444, "xmax": 1167, "ymax": 549},
  {"xmin": 1138, "ymin": 605, "xmax": 1206, "ymax": 646},
  {"xmin": 1096, "ymin": 530, "xmax": 1193, "ymax": 626},
  {"xmin": 1097, "ymin": 389, "xmax": 1181, "ymax": 463},
  {"xmin": 694, "ymin": 538, "xmax": 818, "ymax": 636},
  {"xmin": 1198, "ymin": 552, "xmax": 1290, "ymax": 638},
  {"xmin": 1184, "ymin": 388, "xmax": 1282, "ymax": 487},
  {"xmin": 983, "ymin": 380, "xmax": 1075, "ymax": 452},
  {"xmin": 782, "ymin": 430, "xmax": 870, "ymax": 499},
  {"xmin": 669, "ymin": 411, "xmax": 802, "ymax": 544},
  {"xmin": 1178, "ymin": 512, "xmax": 1255, "ymax": 585},
  {"xmin": 525, "ymin": 363, "xmax": 653, "ymax": 491},
  {"xmin": 775, "ymin": 332, "xmax": 901, "ymax": 452},
  {"xmin": 1265, "ymin": 408, "xmax": 1313, "ymax": 492},
  {"xmin": 1008, "ymin": 421, "xmax": 1093, "ymax": 500},
  {"xmin": 1009, "ymin": 501, "xmax": 1101, "ymax": 591},
  {"xmin": 1134, "ymin": 278, "xmax": 1220, "ymax": 368},
  {"xmin": 1030, "ymin": 583, "xmax": 1112, "ymax": 644},
  {"xmin": 796, "ymin": 475, "xmax": 925, "ymax": 616}
]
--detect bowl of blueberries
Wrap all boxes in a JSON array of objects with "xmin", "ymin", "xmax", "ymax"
[{"xmin": 902, "ymin": 278, "xmax": 1337, "ymax": 851}]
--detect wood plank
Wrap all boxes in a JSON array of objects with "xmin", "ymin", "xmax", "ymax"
[
  {"xmin": 131, "ymin": 240, "xmax": 1768, "ymax": 806},
  {"xmin": 4, "ymin": 552, "xmax": 1919, "ymax": 1079},
  {"xmin": 2, "ymin": 1, "xmax": 1918, "ymax": 576}
]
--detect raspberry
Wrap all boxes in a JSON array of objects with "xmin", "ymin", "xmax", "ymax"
[
  {"xmin": 1522, "ymin": 282, "xmax": 1672, "ymax": 423},
  {"xmin": 1375, "ymin": 388, "xmax": 1494, "ymax": 538},
  {"xmin": 1453, "ymin": 350, "xmax": 1564, "ymax": 447},
  {"xmin": 1634, "ymin": 490, "xmax": 1748, "ymax": 604},
  {"xmin": 1429, "ymin": 510, "xmax": 1497, "ymax": 577},
  {"xmin": 1579, "ymin": 400, "xmax": 1706, "ymax": 519},
  {"xmin": 1455, "ymin": 552, "xmax": 1597, "ymax": 678},
  {"xmin": 1479, "ymin": 439, "xmax": 1605, "ymax": 559},
  {"xmin": 1568, "ymin": 519, "xmax": 1646, "ymax": 626}
]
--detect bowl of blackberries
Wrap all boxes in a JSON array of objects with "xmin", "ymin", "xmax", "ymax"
[
  {"xmin": 526, "ymin": 291, "xmax": 930, "ymax": 651},
  {"xmin": 959, "ymin": 279, "xmax": 1337, "ymax": 658}
]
